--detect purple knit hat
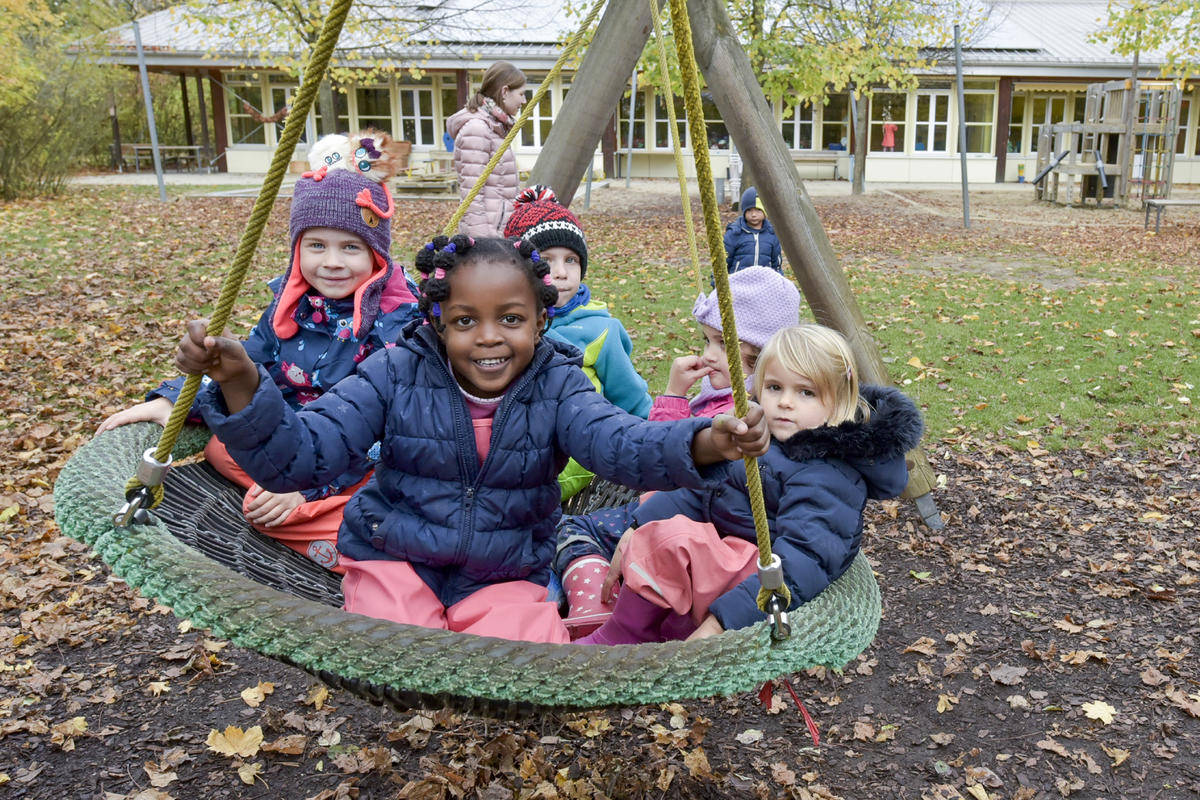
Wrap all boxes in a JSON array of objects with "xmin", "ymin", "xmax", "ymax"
[
  {"xmin": 273, "ymin": 133, "xmax": 402, "ymax": 339},
  {"xmin": 693, "ymin": 266, "xmax": 803, "ymax": 349}
]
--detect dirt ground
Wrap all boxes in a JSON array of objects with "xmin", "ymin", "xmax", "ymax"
[{"xmin": 2, "ymin": 179, "xmax": 1198, "ymax": 800}]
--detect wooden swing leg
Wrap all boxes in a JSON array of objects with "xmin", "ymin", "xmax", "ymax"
[
  {"xmin": 683, "ymin": 0, "xmax": 943, "ymax": 528},
  {"xmin": 529, "ymin": 0, "xmax": 662, "ymax": 203}
]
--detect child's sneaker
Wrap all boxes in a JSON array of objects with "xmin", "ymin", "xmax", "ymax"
[{"xmin": 562, "ymin": 556, "xmax": 618, "ymax": 639}]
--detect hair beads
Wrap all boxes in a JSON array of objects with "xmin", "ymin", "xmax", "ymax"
[{"xmin": 414, "ymin": 236, "xmax": 559, "ymax": 330}]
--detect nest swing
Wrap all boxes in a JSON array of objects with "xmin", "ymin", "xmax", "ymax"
[{"xmin": 53, "ymin": 0, "xmax": 882, "ymax": 716}]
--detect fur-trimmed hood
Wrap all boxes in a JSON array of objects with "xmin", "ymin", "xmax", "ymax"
[{"xmin": 777, "ymin": 384, "xmax": 924, "ymax": 498}]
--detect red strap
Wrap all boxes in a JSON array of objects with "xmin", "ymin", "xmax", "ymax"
[
  {"xmin": 758, "ymin": 679, "xmax": 820, "ymax": 749},
  {"xmin": 355, "ymin": 183, "xmax": 395, "ymax": 219}
]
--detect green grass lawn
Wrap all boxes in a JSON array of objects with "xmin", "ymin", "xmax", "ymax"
[{"xmin": 3, "ymin": 186, "xmax": 1194, "ymax": 454}]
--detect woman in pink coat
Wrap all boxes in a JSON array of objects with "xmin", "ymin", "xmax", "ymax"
[{"xmin": 446, "ymin": 62, "xmax": 526, "ymax": 237}]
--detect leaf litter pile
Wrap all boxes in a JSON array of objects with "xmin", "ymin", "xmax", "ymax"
[{"xmin": 1, "ymin": 184, "xmax": 1198, "ymax": 799}]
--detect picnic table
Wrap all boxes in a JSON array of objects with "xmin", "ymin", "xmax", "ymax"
[{"xmin": 121, "ymin": 144, "xmax": 205, "ymax": 173}]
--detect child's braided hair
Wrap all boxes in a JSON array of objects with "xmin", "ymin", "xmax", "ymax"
[{"xmin": 415, "ymin": 235, "xmax": 559, "ymax": 331}]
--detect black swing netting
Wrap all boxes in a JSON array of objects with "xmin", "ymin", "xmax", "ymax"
[{"xmin": 53, "ymin": 422, "xmax": 882, "ymax": 716}]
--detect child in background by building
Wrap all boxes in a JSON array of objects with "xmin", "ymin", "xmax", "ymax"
[
  {"xmin": 724, "ymin": 186, "xmax": 783, "ymax": 274},
  {"xmin": 555, "ymin": 266, "xmax": 802, "ymax": 636},
  {"xmin": 174, "ymin": 235, "xmax": 770, "ymax": 642},
  {"xmin": 97, "ymin": 131, "xmax": 420, "ymax": 573},
  {"xmin": 504, "ymin": 185, "xmax": 653, "ymax": 499},
  {"xmin": 577, "ymin": 324, "xmax": 923, "ymax": 645}
]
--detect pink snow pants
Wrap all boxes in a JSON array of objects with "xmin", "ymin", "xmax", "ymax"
[
  {"xmin": 204, "ymin": 437, "xmax": 367, "ymax": 574},
  {"xmin": 621, "ymin": 515, "xmax": 759, "ymax": 630},
  {"xmin": 341, "ymin": 559, "xmax": 571, "ymax": 644}
]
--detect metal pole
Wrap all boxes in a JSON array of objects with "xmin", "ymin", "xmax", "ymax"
[
  {"xmin": 584, "ymin": 160, "xmax": 594, "ymax": 209},
  {"xmin": 132, "ymin": 20, "xmax": 168, "ymax": 202},
  {"xmin": 954, "ymin": 23, "xmax": 970, "ymax": 228},
  {"xmin": 625, "ymin": 70, "xmax": 637, "ymax": 188}
]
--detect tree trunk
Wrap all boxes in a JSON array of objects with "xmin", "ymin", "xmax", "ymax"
[
  {"xmin": 684, "ymin": 0, "xmax": 940, "ymax": 510},
  {"xmin": 527, "ymin": 0, "xmax": 661, "ymax": 204},
  {"xmin": 853, "ymin": 93, "xmax": 868, "ymax": 195}
]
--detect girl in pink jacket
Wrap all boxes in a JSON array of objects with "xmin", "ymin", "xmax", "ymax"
[
  {"xmin": 447, "ymin": 61, "xmax": 526, "ymax": 237},
  {"xmin": 649, "ymin": 266, "xmax": 803, "ymax": 421}
]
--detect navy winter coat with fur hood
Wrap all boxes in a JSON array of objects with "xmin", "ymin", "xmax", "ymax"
[
  {"xmin": 198, "ymin": 321, "xmax": 728, "ymax": 607},
  {"xmin": 631, "ymin": 384, "xmax": 923, "ymax": 631}
]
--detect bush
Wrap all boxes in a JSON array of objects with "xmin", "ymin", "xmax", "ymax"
[{"xmin": 0, "ymin": 1, "xmax": 190, "ymax": 200}]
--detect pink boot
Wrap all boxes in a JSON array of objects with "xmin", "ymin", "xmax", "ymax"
[
  {"xmin": 562, "ymin": 556, "xmax": 618, "ymax": 639},
  {"xmin": 576, "ymin": 590, "xmax": 669, "ymax": 646}
]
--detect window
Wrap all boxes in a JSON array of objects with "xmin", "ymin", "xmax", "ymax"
[
  {"xmin": 317, "ymin": 90, "xmax": 349, "ymax": 137},
  {"xmin": 519, "ymin": 76, "xmax": 554, "ymax": 147},
  {"xmin": 617, "ymin": 88, "xmax": 646, "ymax": 150},
  {"xmin": 269, "ymin": 84, "xmax": 307, "ymax": 146},
  {"xmin": 356, "ymin": 86, "xmax": 392, "ymax": 133},
  {"xmin": 821, "ymin": 94, "xmax": 850, "ymax": 150},
  {"xmin": 225, "ymin": 72, "xmax": 267, "ymax": 145},
  {"xmin": 701, "ymin": 93, "xmax": 728, "ymax": 149},
  {"xmin": 397, "ymin": 87, "xmax": 434, "ymax": 145},
  {"xmin": 654, "ymin": 93, "xmax": 687, "ymax": 149},
  {"xmin": 1008, "ymin": 94, "xmax": 1025, "ymax": 153},
  {"xmin": 1030, "ymin": 95, "xmax": 1068, "ymax": 154},
  {"xmin": 1177, "ymin": 96, "xmax": 1191, "ymax": 155},
  {"xmin": 962, "ymin": 89, "xmax": 995, "ymax": 153},
  {"xmin": 870, "ymin": 93, "xmax": 907, "ymax": 152},
  {"xmin": 914, "ymin": 92, "xmax": 949, "ymax": 152},
  {"xmin": 781, "ymin": 101, "xmax": 813, "ymax": 150}
]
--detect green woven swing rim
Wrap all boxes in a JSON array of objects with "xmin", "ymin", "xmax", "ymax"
[{"xmin": 54, "ymin": 422, "xmax": 881, "ymax": 713}]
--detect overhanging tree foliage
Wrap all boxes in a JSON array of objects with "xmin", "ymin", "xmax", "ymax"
[
  {"xmin": 1095, "ymin": 0, "xmax": 1200, "ymax": 82},
  {"xmin": 179, "ymin": 0, "xmax": 520, "ymax": 136}
]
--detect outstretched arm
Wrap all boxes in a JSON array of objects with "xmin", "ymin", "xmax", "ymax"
[{"xmin": 689, "ymin": 404, "xmax": 769, "ymax": 465}]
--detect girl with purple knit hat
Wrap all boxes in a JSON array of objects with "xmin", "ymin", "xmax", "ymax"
[
  {"xmin": 555, "ymin": 266, "xmax": 803, "ymax": 637},
  {"xmin": 98, "ymin": 131, "xmax": 421, "ymax": 573}
]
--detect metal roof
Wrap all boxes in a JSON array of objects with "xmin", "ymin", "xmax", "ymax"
[
  {"xmin": 89, "ymin": 0, "xmax": 578, "ymax": 70},
  {"xmin": 90, "ymin": 0, "xmax": 1174, "ymax": 78}
]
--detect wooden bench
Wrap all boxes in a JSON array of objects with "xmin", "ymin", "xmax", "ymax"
[
  {"xmin": 1144, "ymin": 198, "xmax": 1200, "ymax": 233},
  {"xmin": 792, "ymin": 151, "xmax": 842, "ymax": 180}
]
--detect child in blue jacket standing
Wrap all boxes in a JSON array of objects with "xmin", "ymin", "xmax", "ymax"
[
  {"xmin": 504, "ymin": 186, "xmax": 653, "ymax": 498},
  {"xmin": 98, "ymin": 131, "xmax": 421, "ymax": 572},
  {"xmin": 175, "ymin": 235, "xmax": 770, "ymax": 643},
  {"xmin": 724, "ymin": 186, "xmax": 783, "ymax": 274}
]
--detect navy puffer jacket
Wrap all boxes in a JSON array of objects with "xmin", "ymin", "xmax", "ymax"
[
  {"xmin": 632, "ymin": 385, "xmax": 923, "ymax": 631},
  {"xmin": 199, "ymin": 321, "xmax": 727, "ymax": 607}
]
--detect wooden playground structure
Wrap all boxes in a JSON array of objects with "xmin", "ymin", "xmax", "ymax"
[{"xmin": 1034, "ymin": 79, "xmax": 1182, "ymax": 207}]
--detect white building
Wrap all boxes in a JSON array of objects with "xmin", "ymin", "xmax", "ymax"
[{"xmin": 96, "ymin": 0, "xmax": 1198, "ymax": 184}]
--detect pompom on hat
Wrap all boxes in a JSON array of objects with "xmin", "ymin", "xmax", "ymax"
[
  {"xmin": 503, "ymin": 185, "xmax": 588, "ymax": 277},
  {"xmin": 693, "ymin": 266, "xmax": 803, "ymax": 349},
  {"xmin": 274, "ymin": 130, "xmax": 415, "ymax": 339}
]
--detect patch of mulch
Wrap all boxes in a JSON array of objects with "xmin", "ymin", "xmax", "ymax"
[
  {"xmin": 2, "ymin": 184, "xmax": 1197, "ymax": 799},
  {"xmin": 3, "ymin": 439, "xmax": 1196, "ymax": 799}
]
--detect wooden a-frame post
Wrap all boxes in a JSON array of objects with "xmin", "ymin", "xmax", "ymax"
[{"xmin": 530, "ymin": 0, "xmax": 943, "ymax": 528}]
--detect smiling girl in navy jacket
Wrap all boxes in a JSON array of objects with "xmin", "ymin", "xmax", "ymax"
[{"xmin": 177, "ymin": 235, "xmax": 770, "ymax": 643}]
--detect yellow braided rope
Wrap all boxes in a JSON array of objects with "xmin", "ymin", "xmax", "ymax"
[
  {"xmin": 124, "ymin": 0, "xmax": 356, "ymax": 507},
  {"xmin": 646, "ymin": 0, "xmax": 705, "ymax": 295},
  {"xmin": 666, "ymin": 0, "xmax": 787, "ymax": 612},
  {"xmin": 443, "ymin": 0, "xmax": 608, "ymax": 237}
]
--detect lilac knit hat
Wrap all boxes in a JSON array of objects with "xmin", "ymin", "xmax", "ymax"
[
  {"xmin": 274, "ymin": 133, "xmax": 403, "ymax": 339},
  {"xmin": 692, "ymin": 266, "xmax": 803, "ymax": 349}
]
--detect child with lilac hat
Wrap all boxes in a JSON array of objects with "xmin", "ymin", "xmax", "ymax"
[{"xmin": 98, "ymin": 131, "xmax": 421, "ymax": 573}]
